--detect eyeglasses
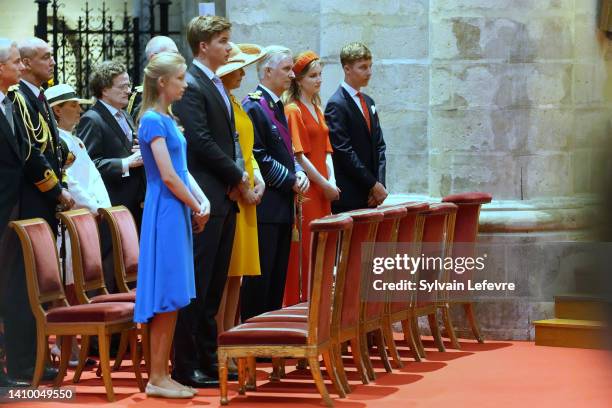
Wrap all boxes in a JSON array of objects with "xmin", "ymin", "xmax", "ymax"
[{"xmin": 113, "ymin": 83, "xmax": 132, "ymax": 91}]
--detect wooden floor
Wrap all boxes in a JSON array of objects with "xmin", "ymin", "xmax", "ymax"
[{"xmin": 8, "ymin": 335, "xmax": 612, "ymax": 407}]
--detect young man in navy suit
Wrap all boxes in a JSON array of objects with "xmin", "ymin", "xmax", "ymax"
[{"xmin": 324, "ymin": 42, "xmax": 387, "ymax": 213}]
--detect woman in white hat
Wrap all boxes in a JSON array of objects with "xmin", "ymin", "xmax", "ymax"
[
  {"xmin": 45, "ymin": 83, "xmax": 110, "ymax": 367},
  {"xmin": 215, "ymin": 43, "xmax": 266, "ymax": 345}
]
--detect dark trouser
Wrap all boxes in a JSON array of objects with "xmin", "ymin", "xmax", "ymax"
[
  {"xmin": 0, "ymin": 220, "xmax": 36, "ymax": 376},
  {"xmin": 240, "ymin": 223, "xmax": 292, "ymax": 322},
  {"xmin": 173, "ymin": 211, "xmax": 236, "ymax": 375}
]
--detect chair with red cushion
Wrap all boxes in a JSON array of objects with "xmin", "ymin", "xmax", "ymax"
[
  {"xmin": 218, "ymin": 214, "xmax": 353, "ymax": 407},
  {"xmin": 412, "ymin": 203, "xmax": 458, "ymax": 356},
  {"xmin": 9, "ymin": 218, "xmax": 143, "ymax": 402},
  {"xmin": 244, "ymin": 209, "xmax": 382, "ymax": 394},
  {"xmin": 57, "ymin": 209, "xmax": 142, "ymax": 373},
  {"xmin": 360, "ymin": 205, "xmax": 407, "ymax": 377},
  {"xmin": 380, "ymin": 202, "xmax": 429, "ymax": 363},
  {"xmin": 98, "ymin": 206, "xmax": 139, "ymax": 294},
  {"xmin": 442, "ymin": 192, "xmax": 492, "ymax": 343}
]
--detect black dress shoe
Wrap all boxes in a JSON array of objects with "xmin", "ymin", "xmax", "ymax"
[
  {"xmin": 202, "ymin": 366, "xmax": 238, "ymax": 381},
  {"xmin": 0, "ymin": 372, "xmax": 30, "ymax": 387},
  {"xmin": 171, "ymin": 369, "xmax": 220, "ymax": 388},
  {"xmin": 12, "ymin": 366, "xmax": 59, "ymax": 381}
]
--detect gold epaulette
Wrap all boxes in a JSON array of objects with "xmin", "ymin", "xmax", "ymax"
[
  {"xmin": 134, "ymin": 85, "xmax": 143, "ymax": 92},
  {"xmin": 35, "ymin": 169, "xmax": 59, "ymax": 193},
  {"xmin": 8, "ymin": 84, "xmax": 20, "ymax": 93},
  {"xmin": 127, "ymin": 85, "xmax": 143, "ymax": 115},
  {"xmin": 248, "ymin": 90, "xmax": 262, "ymax": 100}
]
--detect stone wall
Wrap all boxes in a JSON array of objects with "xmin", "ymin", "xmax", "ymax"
[{"xmin": 222, "ymin": 0, "xmax": 611, "ymax": 340}]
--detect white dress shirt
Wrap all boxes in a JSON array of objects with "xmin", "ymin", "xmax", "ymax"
[
  {"xmin": 341, "ymin": 81, "xmax": 366, "ymax": 117},
  {"xmin": 21, "ymin": 79, "xmax": 42, "ymax": 98}
]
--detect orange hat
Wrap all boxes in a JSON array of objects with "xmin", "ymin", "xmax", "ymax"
[{"xmin": 292, "ymin": 50, "xmax": 319, "ymax": 76}]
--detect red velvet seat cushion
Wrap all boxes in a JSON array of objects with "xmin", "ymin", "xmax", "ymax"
[
  {"xmin": 90, "ymin": 291, "xmax": 136, "ymax": 304},
  {"xmin": 245, "ymin": 308, "xmax": 308, "ymax": 323},
  {"xmin": 219, "ymin": 322, "xmax": 308, "ymax": 346},
  {"xmin": 46, "ymin": 302, "xmax": 134, "ymax": 323},
  {"xmin": 442, "ymin": 192, "xmax": 492, "ymax": 204}
]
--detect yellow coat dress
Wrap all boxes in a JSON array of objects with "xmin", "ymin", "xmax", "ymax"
[{"xmin": 227, "ymin": 94, "xmax": 261, "ymax": 277}]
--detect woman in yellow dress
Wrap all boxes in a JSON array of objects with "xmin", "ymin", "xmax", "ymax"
[{"xmin": 216, "ymin": 43, "xmax": 266, "ymax": 340}]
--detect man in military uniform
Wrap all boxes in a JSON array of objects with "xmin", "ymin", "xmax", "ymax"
[
  {"xmin": 126, "ymin": 35, "xmax": 179, "ymax": 121},
  {"xmin": 240, "ymin": 46, "xmax": 309, "ymax": 322},
  {"xmin": 0, "ymin": 37, "xmax": 74, "ymax": 384}
]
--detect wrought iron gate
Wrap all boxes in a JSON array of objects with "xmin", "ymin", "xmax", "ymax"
[{"xmin": 34, "ymin": 0, "xmax": 180, "ymax": 97}]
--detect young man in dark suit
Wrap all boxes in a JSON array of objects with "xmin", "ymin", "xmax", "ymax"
[
  {"xmin": 171, "ymin": 15, "xmax": 249, "ymax": 388},
  {"xmin": 241, "ymin": 46, "xmax": 309, "ymax": 322},
  {"xmin": 325, "ymin": 42, "xmax": 387, "ymax": 213},
  {"xmin": 0, "ymin": 37, "xmax": 74, "ymax": 384}
]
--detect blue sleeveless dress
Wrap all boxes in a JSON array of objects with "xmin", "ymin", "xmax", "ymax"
[{"xmin": 134, "ymin": 110, "xmax": 195, "ymax": 323}]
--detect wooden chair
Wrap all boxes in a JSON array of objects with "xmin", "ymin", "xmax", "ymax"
[
  {"xmin": 411, "ymin": 203, "xmax": 458, "ymax": 357},
  {"xmin": 442, "ymin": 192, "xmax": 492, "ymax": 343},
  {"xmin": 9, "ymin": 218, "xmax": 144, "ymax": 402},
  {"xmin": 359, "ymin": 205, "xmax": 407, "ymax": 378},
  {"xmin": 57, "ymin": 209, "xmax": 141, "ymax": 374},
  {"xmin": 98, "ymin": 206, "xmax": 139, "ymax": 294},
  {"xmin": 218, "ymin": 214, "xmax": 353, "ymax": 407},
  {"xmin": 379, "ymin": 202, "xmax": 429, "ymax": 364},
  {"xmin": 97, "ymin": 206, "xmax": 148, "ymax": 370},
  {"xmin": 330, "ymin": 208, "xmax": 383, "ymax": 393}
]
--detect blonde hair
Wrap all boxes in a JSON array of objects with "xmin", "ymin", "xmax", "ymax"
[
  {"xmin": 282, "ymin": 58, "xmax": 322, "ymax": 106},
  {"xmin": 187, "ymin": 15, "xmax": 232, "ymax": 56},
  {"xmin": 137, "ymin": 51, "xmax": 186, "ymax": 123},
  {"xmin": 340, "ymin": 42, "xmax": 372, "ymax": 67}
]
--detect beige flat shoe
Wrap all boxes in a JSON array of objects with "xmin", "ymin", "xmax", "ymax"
[{"xmin": 145, "ymin": 382, "xmax": 194, "ymax": 399}]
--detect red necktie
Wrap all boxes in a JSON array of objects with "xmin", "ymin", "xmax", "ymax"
[{"xmin": 356, "ymin": 92, "xmax": 371, "ymax": 132}]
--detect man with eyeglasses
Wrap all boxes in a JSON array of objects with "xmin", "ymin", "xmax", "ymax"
[{"xmin": 78, "ymin": 61, "xmax": 145, "ymax": 293}]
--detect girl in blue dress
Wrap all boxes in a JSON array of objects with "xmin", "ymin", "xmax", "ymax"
[{"xmin": 135, "ymin": 51, "xmax": 210, "ymax": 398}]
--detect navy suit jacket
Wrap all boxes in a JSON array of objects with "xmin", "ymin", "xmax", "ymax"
[{"xmin": 324, "ymin": 86, "xmax": 386, "ymax": 212}]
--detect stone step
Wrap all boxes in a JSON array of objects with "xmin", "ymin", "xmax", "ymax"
[
  {"xmin": 554, "ymin": 294, "xmax": 611, "ymax": 321},
  {"xmin": 534, "ymin": 318, "xmax": 610, "ymax": 350}
]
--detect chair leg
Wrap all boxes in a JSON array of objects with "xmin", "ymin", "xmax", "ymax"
[
  {"xmin": 382, "ymin": 320, "xmax": 403, "ymax": 368},
  {"xmin": 374, "ymin": 329, "xmax": 392, "ymax": 373},
  {"xmin": 238, "ymin": 357, "xmax": 246, "ymax": 395},
  {"xmin": 270, "ymin": 357, "xmax": 282, "ymax": 382},
  {"xmin": 32, "ymin": 332, "xmax": 48, "ymax": 388},
  {"xmin": 428, "ymin": 313, "xmax": 446, "ymax": 352},
  {"xmin": 98, "ymin": 331, "xmax": 115, "ymax": 402},
  {"xmin": 349, "ymin": 337, "xmax": 369, "ymax": 385},
  {"xmin": 246, "ymin": 356, "xmax": 256, "ymax": 391},
  {"xmin": 463, "ymin": 302, "xmax": 484, "ymax": 343},
  {"xmin": 322, "ymin": 350, "xmax": 346, "ymax": 398},
  {"xmin": 308, "ymin": 356, "xmax": 334, "ymax": 407},
  {"xmin": 128, "ymin": 330, "xmax": 145, "ymax": 392},
  {"xmin": 219, "ymin": 349, "xmax": 229, "ymax": 405},
  {"xmin": 53, "ymin": 335, "xmax": 72, "ymax": 387},
  {"xmin": 296, "ymin": 358, "xmax": 308, "ymax": 370},
  {"xmin": 359, "ymin": 331, "xmax": 376, "ymax": 381},
  {"xmin": 411, "ymin": 316, "xmax": 426, "ymax": 358},
  {"xmin": 401, "ymin": 319, "xmax": 421, "ymax": 362},
  {"xmin": 73, "ymin": 335, "xmax": 90, "ymax": 383},
  {"xmin": 441, "ymin": 304, "xmax": 461, "ymax": 349},
  {"xmin": 278, "ymin": 357, "xmax": 286, "ymax": 378},
  {"xmin": 113, "ymin": 330, "xmax": 129, "ymax": 371},
  {"xmin": 332, "ymin": 342, "xmax": 351, "ymax": 394}
]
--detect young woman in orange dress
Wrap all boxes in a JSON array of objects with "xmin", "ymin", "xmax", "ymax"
[{"xmin": 282, "ymin": 50, "xmax": 340, "ymax": 305}]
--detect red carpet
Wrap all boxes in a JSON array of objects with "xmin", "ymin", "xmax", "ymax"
[{"xmin": 7, "ymin": 337, "xmax": 612, "ymax": 407}]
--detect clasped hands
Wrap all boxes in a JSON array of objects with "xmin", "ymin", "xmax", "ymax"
[
  {"xmin": 229, "ymin": 171, "xmax": 265, "ymax": 205},
  {"xmin": 368, "ymin": 181, "xmax": 388, "ymax": 207},
  {"xmin": 191, "ymin": 199, "xmax": 210, "ymax": 233}
]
